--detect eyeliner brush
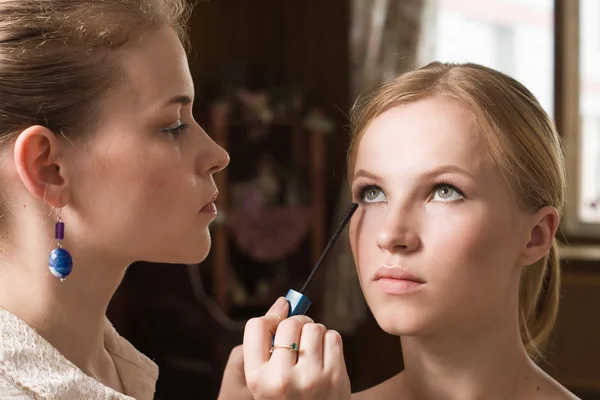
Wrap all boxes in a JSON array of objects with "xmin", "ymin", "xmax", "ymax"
[{"xmin": 284, "ymin": 202, "xmax": 359, "ymax": 317}]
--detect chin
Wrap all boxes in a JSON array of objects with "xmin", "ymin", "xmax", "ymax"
[
  {"xmin": 180, "ymin": 241, "xmax": 212, "ymax": 264},
  {"xmin": 190, "ymin": 247, "xmax": 211, "ymax": 264},
  {"xmin": 148, "ymin": 234, "xmax": 212, "ymax": 265},
  {"xmin": 160, "ymin": 249, "xmax": 210, "ymax": 265},
  {"xmin": 367, "ymin": 298, "xmax": 434, "ymax": 337},
  {"xmin": 373, "ymin": 315, "xmax": 419, "ymax": 337},
  {"xmin": 180, "ymin": 229, "xmax": 212, "ymax": 263}
]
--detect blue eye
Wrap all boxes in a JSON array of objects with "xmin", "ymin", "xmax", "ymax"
[{"xmin": 160, "ymin": 120, "xmax": 189, "ymax": 139}]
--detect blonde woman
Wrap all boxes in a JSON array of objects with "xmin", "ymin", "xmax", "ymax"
[
  {"xmin": 243, "ymin": 62, "xmax": 579, "ymax": 400},
  {"xmin": 348, "ymin": 61, "xmax": 579, "ymax": 399}
]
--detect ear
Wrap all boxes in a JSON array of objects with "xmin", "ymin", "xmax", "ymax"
[
  {"xmin": 518, "ymin": 206, "xmax": 560, "ymax": 266},
  {"xmin": 13, "ymin": 125, "xmax": 69, "ymax": 208}
]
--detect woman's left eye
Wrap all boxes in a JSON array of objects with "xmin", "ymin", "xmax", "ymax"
[
  {"xmin": 431, "ymin": 184, "xmax": 464, "ymax": 202},
  {"xmin": 160, "ymin": 120, "xmax": 189, "ymax": 139}
]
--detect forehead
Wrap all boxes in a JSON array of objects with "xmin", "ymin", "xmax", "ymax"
[
  {"xmin": 356, "ymin": 97, "xmax": 489, "ymax": 177},
  {"xmin": 109, "ymin": 27, "xmax": 193, "ymax": 112}
]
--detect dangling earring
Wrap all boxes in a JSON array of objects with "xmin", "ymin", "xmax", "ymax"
[{"xmin": 48, "ymin": 208, "xmax": 73, "ymax": 282}]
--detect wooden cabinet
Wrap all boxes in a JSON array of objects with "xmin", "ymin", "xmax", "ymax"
[{"xmin": 542, "ymin": 252, "xmax": 600, "ymax": 398}]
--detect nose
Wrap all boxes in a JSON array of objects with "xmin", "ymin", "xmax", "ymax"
[
  {"xmin": 198, "ymin": 129, "xmax": 230, "ymax": 175},
  {"xmin": 376, "ymin": 207, "xmax": 420, "ymax": 253}
]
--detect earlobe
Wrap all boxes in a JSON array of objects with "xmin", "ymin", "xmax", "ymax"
[
  {"xmin": 13, "ymin": 125, "xmax": 67, "ymax": 207},
  {"xmin": 520, "ymin": 206, "xmax": 560, "ymax": 266}
]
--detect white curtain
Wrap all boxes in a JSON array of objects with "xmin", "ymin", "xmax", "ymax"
[{"xmin": 319, "ymin": 0, "xmax": 430, "ymax": 333}]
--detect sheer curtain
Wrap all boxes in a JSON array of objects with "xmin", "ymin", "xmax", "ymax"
[{"xmin": 320, "ymin": 0, "xmax": 427, "ymax": 333}]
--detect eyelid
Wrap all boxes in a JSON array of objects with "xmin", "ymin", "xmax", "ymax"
[
  {"xmin": 351, "ymin": 180, "xmax": 377, "ymax": 198},
  {"xmin": 430, "ymin": 182, "xmax": 465, "ymax": 202},
  {"xmin": 434, "ymin": 182, "xmax": 464, "ymax": 193},
  {"xmin": 161, "ymin": 120, "xmax": 183, "ymax": 130},
  {"xmin": 160, "ymin": 120, "xmax": 189, "ymax": 139},
  {"xmin": 354, "ymin": 181, "xmax": 387, "ymax": 204}
]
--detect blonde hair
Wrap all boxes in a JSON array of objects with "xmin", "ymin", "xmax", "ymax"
[{"xmin": 348, "ymin": 62, "xmax": 566, "ymax": 359}]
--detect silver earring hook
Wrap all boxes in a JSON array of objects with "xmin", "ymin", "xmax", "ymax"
[
  {"xmin": 43, "ymin": 186, "xmax": 53, "ymax": 217},
  {"xmin": 49, "ymin": 207, "xmax": 63, "ymax": 220}
]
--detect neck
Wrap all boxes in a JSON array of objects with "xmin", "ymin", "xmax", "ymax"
[
  {"xmin": 0, "ymin": 213, "xmax": 128, "ymax": 377},
  {"xmin": 399, "ymin": 306, "xmax": 534, "ymax": 400}
]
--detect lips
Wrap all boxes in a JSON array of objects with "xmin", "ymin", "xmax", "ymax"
[
  {"xmin": 200, "ymin": 191, "xmax": 218, "ymax": 214},
  {"xmin": 372, "ymin": 265, "xmax": 425, "ymax": 295},
  {"xmin": 372, "ymin": 266, "xmax": 425, "ymax": 283}
]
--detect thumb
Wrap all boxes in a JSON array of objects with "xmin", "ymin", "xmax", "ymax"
[{"xmin": 263, "ymin": 296, "xmax": 289, "ymax": 332}]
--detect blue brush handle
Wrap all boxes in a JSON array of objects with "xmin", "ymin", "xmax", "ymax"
[
  {"xmin": 271, "ymin": 289, "xmax": 311, "ymax": 346},
  {"xmin": 284, "ymin": 288, "xmax": 311, "ymax": 317}
]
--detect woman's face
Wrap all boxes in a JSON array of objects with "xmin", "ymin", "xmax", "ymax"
[
  {"xmin": 349, "ymin": 97, "xmax": 535, "ymax": 337},
  {"xmin": 65, "ymin": 26, "xmax": 229, "ymax": 265}
]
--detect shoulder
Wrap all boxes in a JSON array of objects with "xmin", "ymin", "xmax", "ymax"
[
  {"xmin": 522, "ymin": 367, "xmax": 581, "ymax": 400},
  {"xmin": 104, "ymin": 318, "xmax": 159, "ymax": 399},
  {"xmin": 528, "ymin": 385, "xmax": 580, "ymax": 400},
  {"xmin": 351, "ymin": 372, "xmax": 403, "ymax": 400},
  {"xmin": 531, "ymin": 381, "xmax": 580, "ymax": 400},
  {"xmin": 103, "ymin": 318, "xmax": 158, "ymax": 379}
]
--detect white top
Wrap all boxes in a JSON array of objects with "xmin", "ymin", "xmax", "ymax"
[{"xmin": 0, "ymin": 308, "xmax": 158, "ymax": 399}]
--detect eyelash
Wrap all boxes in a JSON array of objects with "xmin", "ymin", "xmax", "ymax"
[
  {"xmin": 353, "ymin": 180, "xmax": 466, "ymax": 202},
  {"xmin": 432, "ymin": 180, "xmax": 465, "ymax": 199},
  {"xmin": 354, "ymin": 181, "xmax": 383, "ymax": 203},
  {"xmin": 160, "ymin": 122, "xmax": 189, "ymax": 139}
]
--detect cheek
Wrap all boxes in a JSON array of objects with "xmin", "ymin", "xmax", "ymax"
[
  {"xmin": 102, "ymin": 141, "xmax": 183, "ymax": 199},
  {"xmin": 128, "ymin": 163, "xmax": 196, "ymax": 223},
  {"xmin": 425, "ymin": 204, "xmax": 518, "ymax": 282},
  {"xmin": 349, "ymin": 206, "xmax": 388, "ymax": 273},
  {"xmin": 78, "ymin": 141, "xmax": 184, "ymax": 221}
]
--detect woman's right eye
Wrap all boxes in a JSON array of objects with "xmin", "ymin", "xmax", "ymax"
[
  {"xmin": 359, "ymin": 185, "xmax": 387, "ymax": 203},
  {"xmin": 160, "ymin": 120, "xmax": 189, "ymax": 139}
]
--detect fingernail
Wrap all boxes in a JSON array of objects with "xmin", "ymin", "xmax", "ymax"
[{"xmin": 268, "ymin": 297, "xmax": 288, "ymax": 314}]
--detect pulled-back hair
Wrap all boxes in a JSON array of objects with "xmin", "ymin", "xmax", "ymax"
[{"xmin": 348, "ymin": 62, "xmax": 566, "ymax": 359}]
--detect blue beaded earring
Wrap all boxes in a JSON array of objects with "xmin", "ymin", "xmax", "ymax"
[{"xmin": 48, "ymin": 208, "xmax": 73, "ymax": 282}]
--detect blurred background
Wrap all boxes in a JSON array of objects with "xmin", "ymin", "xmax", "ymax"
[{"xmin": 107, "ymin": 0, "xmax": 600, "ymax": 398}]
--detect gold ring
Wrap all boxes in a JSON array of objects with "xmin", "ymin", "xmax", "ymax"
[{"xmin": 269, "ymin": 342, "xmax": 299, "ymax": 353}]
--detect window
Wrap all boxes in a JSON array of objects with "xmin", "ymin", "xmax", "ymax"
[
  {"xmin": 558, "ymin": 0, "xmax": 600, "ymax": 236},
  {"xmin": 419, "ymin": 0, "xmax": 554, "ymax": 116},
  {"xmin": 577, "ymin": 0, "xmax": 600, "ymax": 224}
]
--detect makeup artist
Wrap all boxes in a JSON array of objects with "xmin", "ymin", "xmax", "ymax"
[{"xmin": 0, "ymin": 0, "xmax": 350, "ymax": 398}]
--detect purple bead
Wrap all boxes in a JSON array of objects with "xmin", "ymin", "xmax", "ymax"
[{"xmin": 55, "ymin": 222, "xmax": 64, "ymax": 240}]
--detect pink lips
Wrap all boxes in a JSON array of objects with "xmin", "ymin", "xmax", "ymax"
[
  {"xmin": 200, "ymin": 191, "xmax": 218, "ymax": 215},
  {"xmin": 200, "ymin": 202, "xmax": 217, "ymax": 214},
  {"xmin": 372, "ymin": 265, "xmax": 425, "ymax": 295}
]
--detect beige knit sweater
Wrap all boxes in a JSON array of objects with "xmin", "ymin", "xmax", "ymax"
[{"xmin": 0, "ymin": 308, "xmax": 158, "ymax": 399}]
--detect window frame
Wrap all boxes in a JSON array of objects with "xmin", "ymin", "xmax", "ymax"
[{"xmin": 555, "ymin": 0, "xmax": 600, "ymax": 240}]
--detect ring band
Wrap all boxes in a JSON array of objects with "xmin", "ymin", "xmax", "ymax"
[{"xmin": 269, "ymin": 342, "xmax": 299, "ymax": 353}]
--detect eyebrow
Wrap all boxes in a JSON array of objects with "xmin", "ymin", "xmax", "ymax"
[
  {"xmin": 164, "ymin": 95, "xmax": 192, "ymax": 107},
  {"xmin": 353, "ymin": 169, "xmax": 382, "ymax": 182},
  {"xmin": 423, "ymin": 165, "xmax": 476, "ymax": 180},
  {"xmin": 353, "ymin": 165, "xmax": 476, "ymax": 182}
]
